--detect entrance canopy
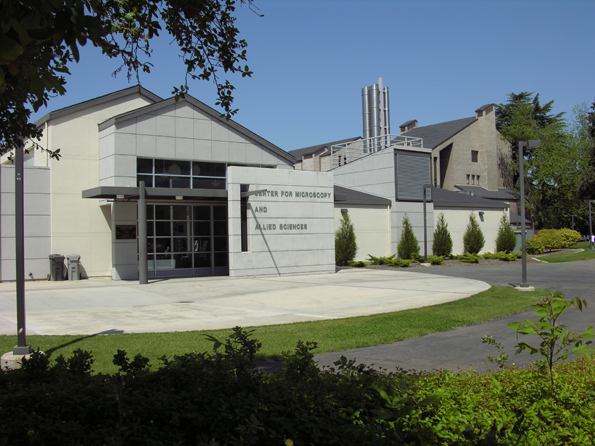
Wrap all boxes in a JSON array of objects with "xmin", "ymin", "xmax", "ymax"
[{"xmin": 82, "ymin": 186, "xmax": 227, "ymax": 201}]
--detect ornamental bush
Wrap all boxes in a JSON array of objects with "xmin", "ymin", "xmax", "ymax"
[
  {"xmin": 536, "ymin": 228, "xmax": 563, "ymax": 252},
  {"xmin": 432, "ymin": 213, "xmax": 453, "ymax": 257},
  {"xmin": 335, "ymin": 213, "xmax": 357, "ymax": 266},
  {"xmin": 495, "ymin": 213, "xmax": 517, "ymax": 253},
  {"xmin": 526, "ymin": 236, "xmax": 545, "ymax": 254},
  {"xmin": 558, "ymin": 228, "xmax": 581, "ymax": 248},
  {"xmin": 463, "ymin": 212, "xmax": 485, "ymax": 255},
  {"xmin": 2, "ymin": 327, "xmax": 595, "ymax": 445},
  {"xmin": 397, "ymin": 214, "xmax": 420, "ymax": 260}
]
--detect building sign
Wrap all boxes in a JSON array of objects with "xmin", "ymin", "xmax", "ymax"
[
  {"xmin": 250, "ymin": 188, "xmax": 332, "ymax": 232},
  {"xmin": 116, "ymin": 225, "xmax": 137, "ymax": 240},
  {"xmin": 251, "ymin": 189, "xmax": 333, "ymax": 200}
]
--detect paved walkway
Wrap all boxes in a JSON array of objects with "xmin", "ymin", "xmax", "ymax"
[
  {"xmin": 0, "ymin": 269, "xmax": 489, "ymax": 336},
  {"xmin": 3, "ymin": 261, "xmax": 591, "ymax": 374},
  {"xmin": 315, "ymin": 260, "xmax": 595, "ymax": 373}
]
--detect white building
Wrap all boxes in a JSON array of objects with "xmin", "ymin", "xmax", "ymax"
[
  {"xmin": 1, "ymin": 85, "xmax": 466, "ymax": 282},
  {"xmin": 1, "ymin": 86, "xmax": 336, "ymax": 281}
]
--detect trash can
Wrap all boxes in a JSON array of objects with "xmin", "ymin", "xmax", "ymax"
[
  {"xmin": 48, "ymin": 254, "xmax": 65, "ymax": 281},
  {"xmin": 67, "ymin": 255, "xmax": 81, "ymax": 281}
]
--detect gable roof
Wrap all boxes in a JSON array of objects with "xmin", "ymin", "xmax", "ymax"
[
  {"xmin": 432, "ymin": 187, "xmax": 509, "ymax": 209},
  {"xmin": 289, "ymin": 137, "xmax": 361, "ymax": 159},
  {"xmin": 99, "ymin": 95, "xmax": 296, "ymax": 165},
  {"xmin": 400, "ymin": 116, "xmax": 476, "ymax": 149},
  {"xmin": 34, "ymin": 85, "xmax": 162, "ymax": 126}
]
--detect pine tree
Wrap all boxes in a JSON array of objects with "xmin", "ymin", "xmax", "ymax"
[
  {"xmin": 463, "ymin": 212, "xmax": 485, "ymax": 255},
  {"xmin": 432, "ymin": 213, "xmax": 453, "ymax": 257},
  {"xmin": 495, "ymin": 213, "xmax": 517, "ymax": 253},
  {"xmin": 335, "ymin": 214, "xmax": 357, "ymax": 266},
  {"xmin": 397, "ymin": 215, "xmax": 420, "ymax": 260}
]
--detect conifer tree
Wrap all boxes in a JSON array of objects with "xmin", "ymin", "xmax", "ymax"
[
  {"xmin": 432, "ymin": 213, "xmax": 453, "ymax": 257},
  {"xmin": 397, "ymin": 215, "xmax": 420, "ymax": 260},
  {"xmin": 335, "ymin": 213, "xmax": 357, "ymax": 266},
  {"xmin": 495, "ymin": 213, "xmax": 517, "ymax": 253},
  {"xmin": 463, "ymin": 212, "xmax": 485, "ymax": 255}
]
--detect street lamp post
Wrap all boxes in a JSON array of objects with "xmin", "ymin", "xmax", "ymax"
[
  {"xmin": 589, "ymin": 200, "xmax": 594, "ymax": 250},
  {"xmin": 518, "ymin": 140, "xmax": 540, "ymax": 289},
  {"xmin": 422, "ymin": 184, "xmax": 432, "ymax": 263}
]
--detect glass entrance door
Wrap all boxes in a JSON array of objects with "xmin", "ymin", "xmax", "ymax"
[{"xmin": 145, "ymin": 204, "xmax": 228, "ymax": 277}]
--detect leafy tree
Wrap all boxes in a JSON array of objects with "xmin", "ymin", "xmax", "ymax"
[
  {"xmin": 397, "ymin": 214, "xmax": 420, "ymax": 260},
  {"xmin": 432, "ymin": 213, "xmax": 452, "ymax": 257},
  {"xmin": 495, "ymin": 213, "xmax": 516, "ymax": 253},
  {"xmin": 496, "ymin": 92, "xmax": 565, "ymax": 162},
  {"xmin": 496, "ymin": 92, "xmax": 590, "ymax": 229},
  {"xmin": 335, "ymin": 213, "xmax": 357, "ymax": 266},
  {"xmin": 579, "ymin": 99, "xmax": 595, "ymax": 219},
  {"xmin": 0, "ymin": 0, "xmax": 256, "ymax": 153},
  {"xmin": 463, "ymin": 212, "xmax": 485, "ymax": 255}
]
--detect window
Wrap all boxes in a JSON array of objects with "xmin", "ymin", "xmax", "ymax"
[
  {"xmin": 476, "ymin": 175, "xmax": 480, "ymax": 185},
  {"xmin": 471, "ymin": 175, "xmax": 475, "ymax": 185},
  {"xmin": 466, "ymin": 174, "xmax": 470, "ymax": 184},
  {"xmin": 137, "ymin": 158, "xmax": 271, "ymax": 190},
  {"xmin": 471, "ymin": 150, "xmax": 478, "ymax": 163}
]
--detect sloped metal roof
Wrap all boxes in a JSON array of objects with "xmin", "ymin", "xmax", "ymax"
[
  {"xmin": 400, "ymin": 117, "xmax": 476, "ymax": 149},
  {"xmin": 289, "ymin": 137, "xmax": 361, "ymax": 159},
  {"xmin": 34, "ymin": 85, "xmax": 162, "ymax": 126},
  {"xmin": 334, "ymin": 185, "xmax": 391, "ymax": 206},
  {"xmin": 432, "ymin": 187, "xmax": 509, "ymax": 209},
  {"xmin": 455, "ymin": 186, "xmax": 516, "ymax": 200}
]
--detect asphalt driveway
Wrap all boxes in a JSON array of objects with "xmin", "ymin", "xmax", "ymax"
[{"xmin": 314, "ymin": 260, "xmax": 595, "ymax": 373}]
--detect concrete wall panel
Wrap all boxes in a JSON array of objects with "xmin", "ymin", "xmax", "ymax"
[{"xmin": 228, "ymin": 167, "xmax": 334, "ymax": 277}]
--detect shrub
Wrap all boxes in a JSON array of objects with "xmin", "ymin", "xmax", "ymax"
[
  {"xmin": 432, "ymin": 212, "xmax": 453, "ymax": 257},
  {"xmin": 397, "ymin": 214, "xmax": 420, "ymax": 260},
  {"xmin": 526, "ymin": 236, "xmax": 545, "ymax": 254},
  {"xmin": 348, "ymin": 260, "xmax": 366, "ymax": 267},
  {"xmin": 366, "ymin": 255, "xmax": 412, "ymax": 267},
  {"xmin": 388, "ymin": 258, "xmax": 413, "ymax": 267},
  {"xmin": 495, "ymin": 213, "xmax": 517, "ymax": 253},
  {"xmin": 427, "ymin": 255, "xmax": 444, "ymax": 265},
  {"xmin": 483, "ymin": 252, "xmax": 522, "ymax": 261},
  {"xmin": 463, "ymin": 212, "xmax": 485, "ymax": 254},
  {"xmin": 460, "ymin": 253, "xmax": 481, "ymax": 263},
  {"xmin": 335, "ymin": 213, "xmax": 357, "ymax": 266},
  {"xmin": 536, "ymin": 228, "xmax": 563, "ymax": 252},
  {"xmin": 558, "ymin": 228, "xmax": 581, "ymax": 248},
  {"xmin": 367, "ymin": 254, "xmax": 396, "ymax": 265},
  {"xmin": 2, "ymin": 328, "xmax": 595, "ymax": 445}
]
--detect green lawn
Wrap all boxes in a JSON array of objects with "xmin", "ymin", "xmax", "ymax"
[
  {"xmin": 0, "ymin": 286, "xmax": 550, "ymax": 374},
  {"xmin": 535, "ymin": 241, "xmax": 595, "ymax": 263}
]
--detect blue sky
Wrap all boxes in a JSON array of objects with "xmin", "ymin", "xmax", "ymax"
[{"xmin": 31, "ymin": 0, "xmax": 595, "ymax": 152}]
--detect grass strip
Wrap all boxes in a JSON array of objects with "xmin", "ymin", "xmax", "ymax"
[
  {"xmin": 0, "ymin": 286, "xmax": 549, "ymax": 374},
  {"xmin": 535, "ymin": 241, "xmax": 595, "ymax": 263}
]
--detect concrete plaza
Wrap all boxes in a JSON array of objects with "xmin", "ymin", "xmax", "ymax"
[{"xmin": 0, "ymin": 269, "xmax": 489, "ymax": 336}]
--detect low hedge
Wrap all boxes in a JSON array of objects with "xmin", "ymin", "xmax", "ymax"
[{"xmin": 2, "ymin": 327, "xmax": 594, "ymax": 445}]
